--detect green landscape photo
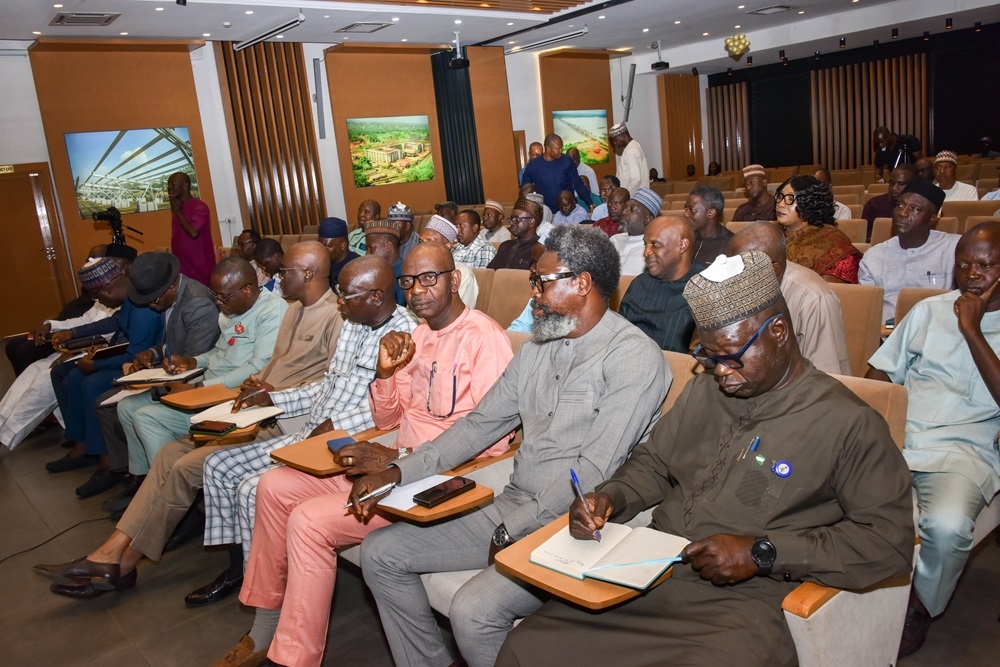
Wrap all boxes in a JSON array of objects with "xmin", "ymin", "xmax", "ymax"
[{"xmin": 347, "ymin": 115, "xmax": 435, "ymax": 188}]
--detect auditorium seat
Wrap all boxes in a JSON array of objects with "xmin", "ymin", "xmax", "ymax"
[
  {"xmin": 485, "ymin": 269, "xmax": 532, "ymax": 328},
  {"xmin": 725, "ymin": 221, "xmax": 753, "ymax": 234},
  {"xmin": 830, "ymin": 170, "xmax": 863, "ymax": 186},
  {"xmin": 962, "ymin": 215, "xmax": 1000, "ymax": 233},
  {"xmin": 956, "ymin": 163, "xmax": 979, "ymax": 183},
  {"xmin": 724, "ymin": 198, "xmax": 747, "ymax": 209},
  {"xmin": 866, "ymin": 182, "xmax": 890, "ymax": 195},
  {"xmin": 846, "ymin": 204, "xmax": 862, "ymax": 218},
  {"xmin": 852, "ymin": 243, "xmax": 871, "ymax": 254},
  {"xmin": 894, "ymin": 287, "xmax": 949, "ymax": 326},
  {"xmin": 870, "ymin": 218, "xmax": 893, "ymax": 245},
  {"xmin": 835, "ymin": 219, "xmax": 865, "ymax": 243},
  {"xmin": 978, "ymin": 177, "xmax": 998, "ymax": 191},
  {"xmin": 933, "ymin": 217, "xmax": 960, "ymax": 235},
  {"xmin": 723, "ymin": 207, "xmax": 738, "ymax": 223},
  {"xmin": 610, "ymin": 274, "xmax": 636, "ymax": 312},
  {"xmin": 770, "ymin": 166, "xmax": 797, "ymax": 183},
  {"xmin": 669, "ymin": 200, "xmax": 686, "ymax": 210},
  {"xmin": 826, "ymin": 283, "xmax": 884, "ymax": 376},
  {"xmin": 832, "ymin": 185, "xmax": 865, "ymax": 199},
  {"xmin": 472, "ymin": 268, "xmax": 494, "ymax": 313},
  {"xmin": 836, "ymin": 193, "xmax": 860, "ymax": 205},
  {"xmin": 860, "ymin": 166, "xmax": 877, "ymax": 187},
  {"xmin": 941, "ymin": 201, "xmax": 1000, "ymax": 229}
]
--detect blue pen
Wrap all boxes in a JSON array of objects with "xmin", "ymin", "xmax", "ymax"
[
  {"xmin": 740, "ymin": 436, "xmax": 761, "ymax": 460},
  {"xmin": 164, "ymin": 343, "xmax": 175, "ymax": 373},
  {"xmin": 570, "ymin": 468, "xmax": 601, "ymax": 542}
]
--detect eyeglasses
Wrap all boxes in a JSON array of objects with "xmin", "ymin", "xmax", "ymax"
[
  {"xmin": 690, "ymin": 314, "xmax": 783, "ymax": 370},
  {"xmin": 150, "ymin": 280, "xmax": 178, "ymax": 306},
  {"xmin": 507, "ymin": 215, "xmax": 534, "ymax": 224},
  {"xmin": 427, "ymin": 361, "xmax": 457, "ymax": 418},
  {"xmin": 774, "ymin": 192, "xmax": 797, "ymax": 205},
  {"xmin": 235, "ymin": 238, "xmax": 256, "ymax": 247},
  {"xmin": 334, "ymin": 284, "xmax": 378, "ymax": 301},
  {"xmin": 396, "ymin": 270, "xmax": 454, "ymax": 290},
  {"xmin": 208, "ymin": 284, "xmax": 252, "ymax": 304},
  {"xmin": 528, "ymin": 271, "xmax": 576, "ymax": 293}
]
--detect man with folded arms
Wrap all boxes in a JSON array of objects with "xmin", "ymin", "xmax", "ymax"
[
  {"xmin": 496, "ymin": 251, "xmax": 913, "ymax": 667},
  {"xmin": 212, "ymin": 242, "xmax": 513, "ymax": 667},
  {"xmin": 31, "ymin": 255, "xmax": 399, "ymax": 601},
  {"xmin": 859, "ymin": 180, "xmax": 959, "ymax": 325},
  {"xmin": 354, "ymin": 226, "xmax": 670, "ymax": 667},
  {"xmin": 866, "ymin": 221, "xmax": 1000, "ymax": 656},
  {"xmin": 183, "ymin": 257, "xmax": 416, "ymax": 608},
  {"xmin": 727, "ymin": 223, "xmax": 851, "ymax": 375},
  {"xmin": 609, "ymin": 187, "xmax": 663, "ymax": 275}
]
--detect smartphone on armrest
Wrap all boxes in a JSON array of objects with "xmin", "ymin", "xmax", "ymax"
[{"xmin": 412, "ymin": 476, "xmax": 476, "ymax": 508}]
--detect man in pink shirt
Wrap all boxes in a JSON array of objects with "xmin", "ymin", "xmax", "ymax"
[
  {"xmin": 212, "ymin": 242, "xmax": 513, "ymax": 667},
  {"xmin": 168, "ymin": 172, "xmax": 215, "ymax": 286}
]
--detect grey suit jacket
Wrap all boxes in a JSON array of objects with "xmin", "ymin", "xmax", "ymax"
[{"xmin": 151, "ymin": 275, "xmax": 220, "ymax": 361}]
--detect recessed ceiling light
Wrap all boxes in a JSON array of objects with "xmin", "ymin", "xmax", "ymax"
[
  {"xmin": 703, "ymin": 32, "xmax": 710, "ymax": 36},
  {"xmin": 155, "ymin": 6, "xmax": 164, "ymax": 11},
  {"xmin": 734, "ymin": 25, "xmax": 741, "ymax": 29},
  {"xmin": 392, "ymin": 17, "xmax": 399, "ymax": 22},
  {"xmin": 455, "ymin": 20, "xmax": 462, "ymax": 24},
  {"xmin": 343, "ymin": 37, "xmax": 349, "ymax": 40},
  {"xmin": 598, "ymin": 15, "xmax": 605, "ymax": 19},
  {"xmin": 738, "ymin": 4, "xmax": 745, "ymax": 8},
  {"xmin": 642, "ymin": 28, "xmax": 649, "ymax": 33},
  {"xmin": 245, "ymin": 10, "xmax": 253, "ymax": 15},
  {"xmin": 799, "ymin": 10, "xmax": 805, "ymax": 14},
  {"xmin": 203, "ymin": 33, "xmax": 211, "ymax": 37},
  {"xmin": 53, "ymin": 3, "xmax": 63, "ymax": 7},
  {"xmin": 401, "ymin": 38, "xmax": 408, "ymax": 42},
  {"xmin": 324, "ymin": 15, "xmax": 331, "ymax": 19},
  {"xmin": 276, "ymin": 35, "xmax": 284, "ymax": 39},
  {"xmin": 675, "ymin": 20, "xmax": 681, "ymax": 25},
  {"xmin": 32, "ymin": 31, "xmax": 41, "ymax": 35},
  {"xmin": 120, "ymin": 32, "xmax": 128, "ymax": 35},
  {"xmin": 508, "ymin": 40, "xmax": 515, "ymax": 44},
  {"xmin": 507, "ymin": 22, "xmax": 514, "ymax": 26}
]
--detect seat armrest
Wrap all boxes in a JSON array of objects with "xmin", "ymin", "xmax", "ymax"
[{"xmin": 782, "ymin": 573, "xmax": 912, "ymax": 619}]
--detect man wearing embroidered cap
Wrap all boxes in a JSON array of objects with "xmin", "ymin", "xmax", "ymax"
[
  {"xmin": 488, "ymin": 197, "xmax": 545, "ymax": 271},
  {"xmin": 479, "ymin": 200, "xmax": 512, "ymax": 243},
  {"xmin": 933, "ymin": 151, "xmax": 979, "ymax": 202},
  {"xmin": 609, "ymin": 122, "xmax": 649, "ymax": 194},
  {"xmin": 497, "ymin": 251, "xmax": 914, "ymax": 667},
  {"xmin": 609, "ymin": 186, "xmax": 663, "ymax": 275},
  {"xmin": 418, "ymin": 214, "xmax": 479, "ymax": 309},
  {"xmin": 732, "ymin": 164, "xmax": 776, "ymax": 222},
  {"xmin": 317, "ymin": 217, "xmax": 359, "ymax": 289},
  {"xmin": 364, "ymin": 217, "xmax": 407, "ymax": 305},
  {"xmin": 388, "ymin": 202, "xmax": 419, "ymax": 260}
]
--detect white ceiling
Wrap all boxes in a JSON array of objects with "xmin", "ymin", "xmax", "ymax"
[{"xmin": 3, "ymin": 0, "xmax": 1000, "ymax": 74}]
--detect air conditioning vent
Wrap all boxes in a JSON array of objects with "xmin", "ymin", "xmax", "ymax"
[
  {"xmin": 50, "ymin": 12, "xmax": 121, "ymax": 27},
  {"xmin": 336, "ymin": 22, "xmax": 392, "ymax": 34},
  {"xmin": 746, "ymin": 5, "xmax": 794, "ymax": 15}
]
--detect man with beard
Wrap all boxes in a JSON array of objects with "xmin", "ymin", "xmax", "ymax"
[
  {"xmin": 862, "ymin": 164, "xmax": 917, "ymax": 242},
  {"xmin": 732, "ymin": 164, "xmax": 776, "ymax": 222},
  {"xmin": 356, "ymin": 225, "xmax": 669, "ymax": 667},
  {"xmin": 487, "ymin": 197, "xmax": 545, "ymax": 271}
]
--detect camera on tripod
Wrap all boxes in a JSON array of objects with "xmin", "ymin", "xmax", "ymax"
[{"xmin": 92, "ymin": 207, "xmax": 142, "ymax": 245}]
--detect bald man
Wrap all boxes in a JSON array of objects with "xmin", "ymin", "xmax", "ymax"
[
  {"xmin": 727, "ymin": 223, "xmax": 851, "ymax": 375},
  {"xmin": 618, "ymin": 217, "xmax": 703, "ymax": 351}
]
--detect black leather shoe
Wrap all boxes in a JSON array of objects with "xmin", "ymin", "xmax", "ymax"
[
  {"xmin": 45, "ymin": 453, "xmax": 95, "ymax": 473},
  {"xmin": 33, "ymin": 557, "xmax": 121, "ymax": 590},
  {"xmin": 101, "ymin": 474, "xmax": 145, "ymax": 512},
  {"xmin": 49, "ymin": 567, "xmax": 137, "ymax": 599},
  {"xmin": 899, "ymin": 598, "xmax": 932, "ymax": 658},
  {"xmin": 163, "ymin": 507, "xmax": 205, "ymax": 553},
  {"xmin": 76, "ymin": 469, "xmax": 125, "ymax": 498},
  {"xmin": 184, "ymin": 569, "xmax": 243, "ymax": 606}
]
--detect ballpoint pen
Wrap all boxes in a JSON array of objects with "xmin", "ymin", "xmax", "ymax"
[
  {"xmin": 570, "ymin": 468, "xmax": 601, "ymax": 542},
  {"xmin": 343, "ymin": 482, "xmax": 396, "ymax": 509},
  {"xmin": 232, "ymin": 387, "xmax": 267, "ymax": 412}
]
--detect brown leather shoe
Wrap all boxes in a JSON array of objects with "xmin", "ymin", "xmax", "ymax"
[
  {"xmin": 32, "ymin": 557, "xmax": 120, "ymax": 590},
  {"xmin": 211, "ymin": 635, "xmax": 269, "ymax": 667},
  {"xmin": 49, "ymin": 567, "xmax": 137, "ymax": 599}
]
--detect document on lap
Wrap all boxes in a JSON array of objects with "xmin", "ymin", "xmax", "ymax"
[
  {"xmin": 100, "ymin": 387, "xmax": 149, "ymax": 406},
  {"xmin": 530, "ymin": 523, "xmax": 690, "ymax": 590},
  {"xmin": 189, "ymin": 400, "xmax": 283, "ymax": 429},
  {"xmin": 115, "ymin": 367, "xmax": 205, "ymax": 384}
]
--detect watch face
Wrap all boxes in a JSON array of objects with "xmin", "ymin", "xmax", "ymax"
[
  {"xmin": 492, "ymin": 526, "xmax": 508, "ymax": 547},
  {"xmin": 752, "ymin": 540, "xmax": 776, "ymax": 565}
]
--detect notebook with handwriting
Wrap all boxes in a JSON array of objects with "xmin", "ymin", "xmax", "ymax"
[
  {"xmin": 188, "ymin": 400, "xmax": 283, "ymax": 428},
  {"xmin": 529, "ymin": 523, "xmax": 690, "ymax": 590}
]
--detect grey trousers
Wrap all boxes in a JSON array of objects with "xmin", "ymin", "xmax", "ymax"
[{"xmin": 360, "ymin": 508, "xmax": 546, "ymax": 667}]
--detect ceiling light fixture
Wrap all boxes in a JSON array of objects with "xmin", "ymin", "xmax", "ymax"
[
  {"xmin": 234, "ymin": 12, "xmax": 305, "ymax": 51},
  {"xmin": 891, "ymin": 28, "xmax": 898, "ymax": 39},
  {"xmin": 839, "ymin": 37, "xmax": 845, "ymax": 48},
  {"xmin": 503, "ymin": 26, "xmax": 589, "ymax": 55},
  {"xmin": 814, "ymin": 50, "xmax": 820, "ymax": 60},
  {"xmin": 873, "ymin": 39, "xmax": 879, "ymax": 47},
  {"xmin": 507, "ymin": 22, "xmax": 514, "ymax": 26},
  {"xmin": 779, "ymin": 49, "xmax": 785, "ymax": 58},
  {"xmin": 176, "ymin": 0, "xmax": 186, "ymax": 6},
  {"xmin": 120, "ymin": 32, "xmax": 128, "ymax": 35},
  {"xmin": 703, "ymin": 32, "xmax": 709, "ymax": 36},
  {"xmin": 923, "ymin": 31, "xmax": 930, "ymax": 40},
  {"xmin": 203, "ymin": 33, "xmax": 211, "ymax": 37},
  {"xmin": 642, "ymin": 28, "xmax": 649, "ymax": 33},
  {"xmin": 156, "ymin": 6, "xmax": 164, "ymax": 11},
  {"xmin": 975, "ymin": 22, "xmax": 982, "ymax": 32},
  {"xmin": 727, "ymin": 67, "xmax": 733, "ymax": 76},
  {"xmin": 945, "ymin": 18, "xmax": 953, "ymax": 29},
  {"xmin": 675, "ymin": 21, "xmax": 681, "ymax": 25},
  {"xmin": 455, "ymin": 20, "xmax": 462, "ymax": 24},
  {"xmin": 32, "ymin": 31, "xmax": 41, "ymax": 35},
  {"xmin": 598, "ymin": 15, "xmax": 605, "ymax": 19},
  {"xmin": 746, "ymin": 56, "xmax": 752, "ymax": 66}
]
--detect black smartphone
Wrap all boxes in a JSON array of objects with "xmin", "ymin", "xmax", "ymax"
[
  {"xmin": 412, "ymin": 477, "xmax": 476, "ymax": 508},
  {"xmin": 190, "ymin": 420, "xmax": 237, "ymax": 435}
]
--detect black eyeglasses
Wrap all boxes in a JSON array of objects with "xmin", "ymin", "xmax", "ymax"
[
  {"xmin": 528, "ymin": 271, "xmax": 576, "ymax": 293},
  {"xmin": 427, "ymin": 361, "xmax": 457, "ymax": 418},
  {"xmin": 334, "ymin": 284, "xmax": 378, "ymax": 301},
  {"xmin": 396, "ymin": 270, "xmax": 454, "ymax": 290},
  {"xmin": 774, "ymin": 192, "xmax": 797, "ymax": 205},
  {"xmin": 691, "ymin": 314, "xmax": 782, "ymax": 369},
  {"xmin": 208, "ymin": 283, "xmax": 252, "ymax": 304}
]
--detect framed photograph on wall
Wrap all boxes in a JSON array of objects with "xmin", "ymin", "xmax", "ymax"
[
  {"xmin": 552, "ymin": 110, "xmax": 610, "ymax": 165},
  {"xmin": 64, "ymin": 127, "xmax": 196, "ymax": 219},
  {"xmin": 346, "ymin": 115, "xmax": 435, "ymax": 188}
]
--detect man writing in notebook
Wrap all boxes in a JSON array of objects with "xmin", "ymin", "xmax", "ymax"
[
  {"xmin": 354, "ymin": 226, "xmax": 670, "ymax": 667},
  {"xmin": 211, "ymin": 242, "xmax": 514, "ymax": 667},
  {"xmin": 496, "ymin": 251, "xmax": 914, "ymax": 667}
]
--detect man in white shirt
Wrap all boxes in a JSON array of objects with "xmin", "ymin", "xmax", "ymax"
[
  {"xmin": 478, "ymin": 200, "xmax": 512, "ymax": 244},
  {"xmin": 609, "ymin": 122, "xmax": 648, "ymax": 195},
  {"xmin": 934, "ymin": 151, "xmax": 979, "ymax": 202},
  {"xmin": 813, "ymin": 168, "xmax": 853, "ymax": 220},
  {"xmin": 859, "ymin": 180, "xmax": 959, "ymax": 323},
  {"xmin": 609, "ymin": 187, "xmax": 662, "ymax": 275}
]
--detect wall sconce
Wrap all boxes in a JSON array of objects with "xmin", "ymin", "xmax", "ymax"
[
  {"xmin": 975, "ymin": 22, "xmax": 982, "ymax": 32},
  {"xmin": 746, "ymin": 56, "xmax": 752, "ymax": 66},
  {"xmin": 892, "ymin": 28, "xmax": 898, "ymax": 39},
  {"xmin": 814, "ymin": 50, "xmax": 821, "ymax": 60},
  {"xmin": 946, "ymin": 18, "xmax": 953, "ymax": 29},
  {"xmin": 923, "ymin": 31, "xmax": 930, "ymax": 40},
  {"xmin": 727, "ymin": 67, "xmax": 733, "ymax": 76},
  {"xmin": 779, "ymin": 49, "xmax": 785, "ymax": 59},
  {"xmin": 724, "ymin": 33, "xmax": 750, "ymax": 61},
  {"xmin": 839, "ymin": 37, "xmax": 846, "ymax": 48}
]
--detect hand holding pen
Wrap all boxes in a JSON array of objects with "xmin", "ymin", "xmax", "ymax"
[
  {"xmin": 232, "ymin": 374, "xmax": 274, "ymax": 412},
  {"xmin": 569, "ymin": 469, "xmax": 612, "ymax": 542}
]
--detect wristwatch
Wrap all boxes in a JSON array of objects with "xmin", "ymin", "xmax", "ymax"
[
  {"xmin": 396, "ymin": 447, "xmax": 411, "ymax": 459},
  {"xmin": 492, "ymin": 523, "xmax": 516, "ymax": 549},
  {"xmin": 751, "ymin": 538, "xmax": 777, "ymax": 577}
]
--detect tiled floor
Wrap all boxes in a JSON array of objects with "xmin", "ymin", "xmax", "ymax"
[{"xmin": 0, "ymin": 360, "xmax": 998, "ymax": 666}]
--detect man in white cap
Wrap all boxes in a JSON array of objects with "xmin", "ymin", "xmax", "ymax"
[
  {"xmin": 609, "ymin": 122, "xmax": 648, "ymax": 194},
  {"xmin": 609, "ymin": 186, "xmax": 663, "ymax": 275},
  {"xmin": 732, "ymin": 164, "xmax": 776, "ymax": 222},
  {"xmin": 933, "ymin": 151, "xmax": 979, "ymax": 202},
  {"xmin": 479, "ymin": 200, "xmax": 512, "ymax": 243},
  {"xmin": 419, "ymin": 214, "xmax": 480, "ymax": 309}
]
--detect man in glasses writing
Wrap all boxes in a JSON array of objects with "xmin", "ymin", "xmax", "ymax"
[
  {"xmin": 496, "ymin": 251, "xmax": 912, "ymax": 667},
  {"xmin": 355, "ymin": 225, "xmax": 670, "ymax": 667}
]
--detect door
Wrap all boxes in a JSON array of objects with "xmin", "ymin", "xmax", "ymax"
[{"xmin": 0, "ymin": 166, "xmax": 70, "ymax": 337}]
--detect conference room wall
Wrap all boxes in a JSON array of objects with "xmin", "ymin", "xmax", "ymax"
[{"xmin": 27, "ymin": 39, "xmax": 221, "ymax": 273}]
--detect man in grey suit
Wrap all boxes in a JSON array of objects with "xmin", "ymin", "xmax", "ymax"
[
  {"xmin": 97, "ymin": 252, "xmax": 220, "ymax": 513},
  {"xmin": 350, "ymin": 226, "xmax": 672, "ymax": 667}
]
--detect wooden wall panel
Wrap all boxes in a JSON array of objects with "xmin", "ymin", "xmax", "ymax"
[
  {"xmin": 27, "ymin": 39, "xmax": 218, "ymax": 273},
  {"xmin": 467, "ymin": 46, "xmax": 519, "ymax": 202},
  {"xmin": 325, "ymin": 45, "xmax": 447, "ymax": 223},
  {"xmin": 538, "ymin": 51, "xmax": 617, "ymax": 182},
  {"xmin": 219, "ymin": 41, "xmax": 324, "ymax": 235},
  {"xmin": 811, "ymin": 54, "xmax": 927, "ymax": 169},
  {"xmin": 706, "ymin": 82, "xmax": 749, "ymax": 172},
  {"xmin": 656, "ymin": 74, "xmax": 703, "ymax": 180}
]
